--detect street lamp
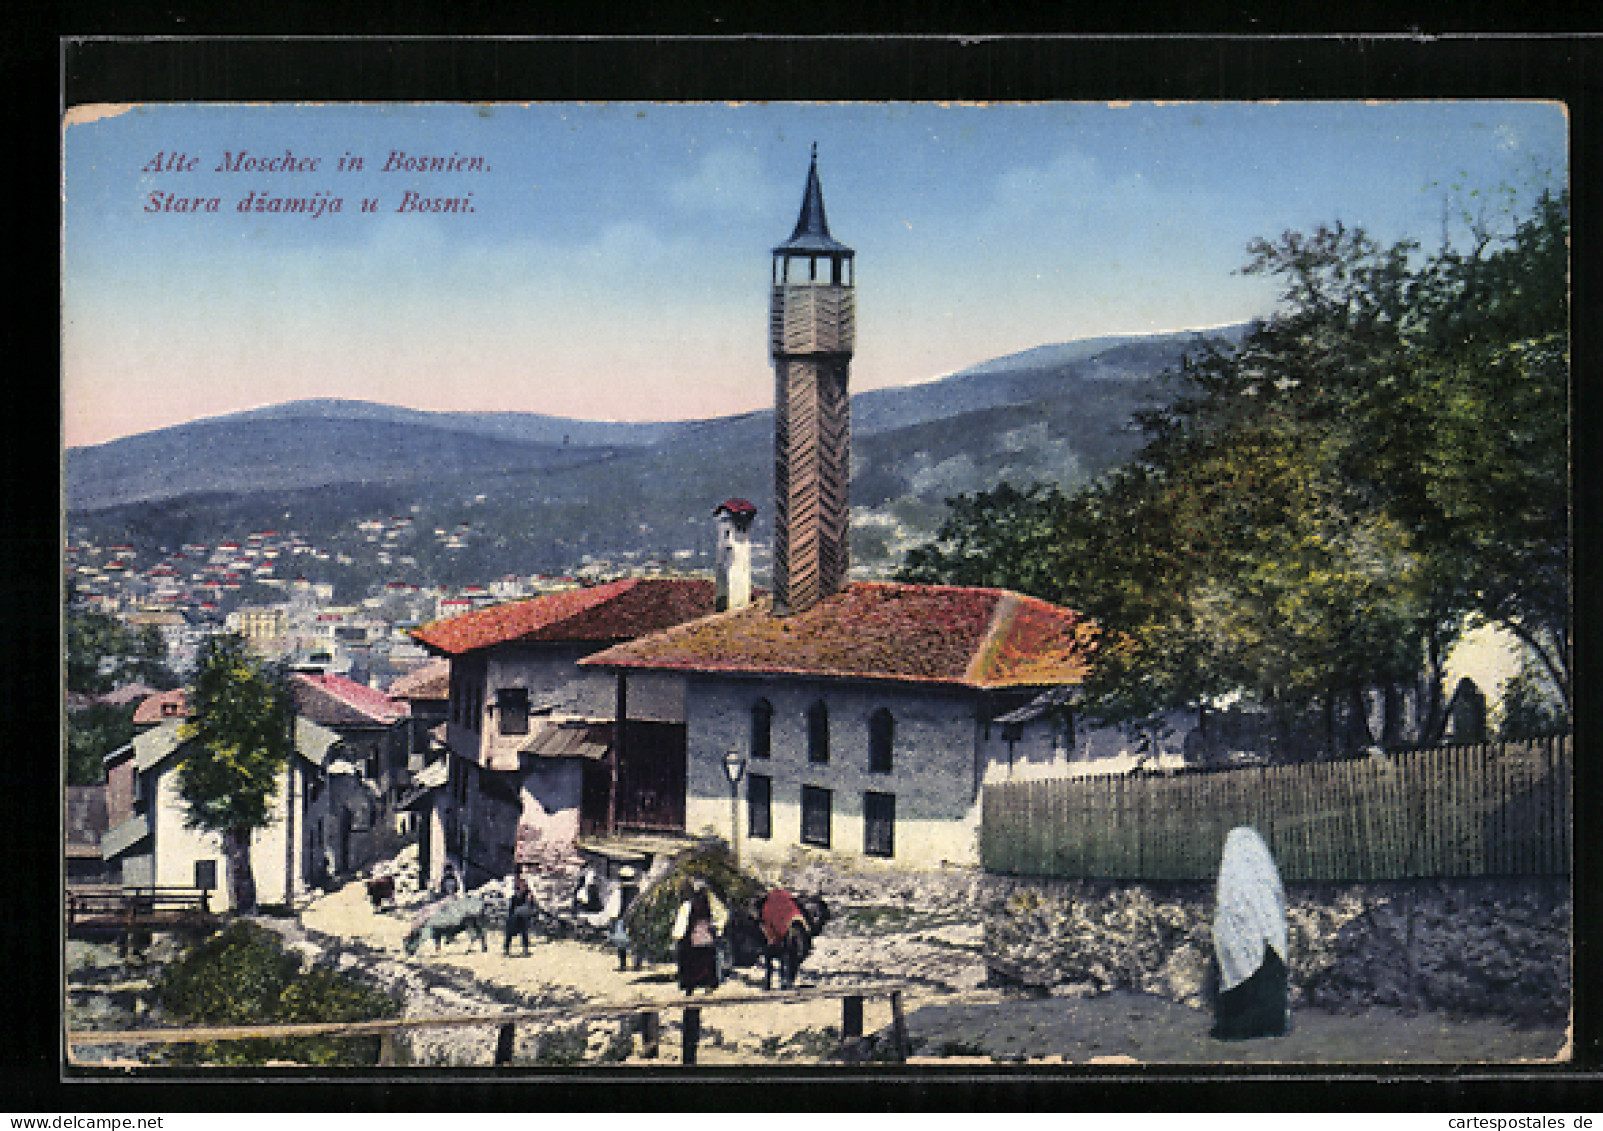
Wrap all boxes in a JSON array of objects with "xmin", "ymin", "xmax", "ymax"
[{"xmin": 722, "ymin": 749, "xmax": 747, "ymax": 867}]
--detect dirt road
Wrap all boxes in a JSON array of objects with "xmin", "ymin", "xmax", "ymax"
[{"xmin": 294, "ymin": 878, "xmax": 1569, "ymax": 1068}]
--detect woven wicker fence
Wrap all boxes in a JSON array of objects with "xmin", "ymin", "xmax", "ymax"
[{"xmin": 981, "ymin": 736, "xmax": 1571, "ymax": 882}]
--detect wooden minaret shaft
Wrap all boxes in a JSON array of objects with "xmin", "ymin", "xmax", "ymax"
[
  {"xmin": 773, "ymin": 356, "xmax": 851, "ymax": 614},
  {"xmin": 770, "ymin": 149, "xmax": 855, "ymax": 616}
]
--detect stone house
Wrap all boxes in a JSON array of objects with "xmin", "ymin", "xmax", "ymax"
[
  {"xmin": 99, "ymin": 715, "xmax": 356, "ymax": 909},
  {"xmin": 289, "ymin": 671, "xmax": 414, "ymax": 862},
  {"xmin": 407, "ymin": 577, "xmax": 716, "ymax": 889},
  {"xmin": 582, "ymin": 580, "xmax": 1096, "ymax": 869}
]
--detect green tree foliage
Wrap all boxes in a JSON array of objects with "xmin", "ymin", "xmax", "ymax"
[
  {"xmin": 900, "ymin": 188, "xmax": 1569, "ymax": 745},
  {"xmin": 66, "ymin": 610, "xmax": 178, "ymax": 784},
  {"xmin": 66, "ymin": 610, "xmax": 175, "ymax": 695},
  {"xmin": 66, "ymin": 702, "xmax": 137, "ymax": 785},
  {"xmin": 178, "ymin": 634, "xmax": 295, "ymax": 911},
  {"xmin": 158, "ymin": 921, "xmax": 400, "ymax": 1065}
]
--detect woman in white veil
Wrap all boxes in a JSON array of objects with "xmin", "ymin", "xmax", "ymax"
[{"xmin": 1211, "ymin": 825, "xmax": 1290, "ymax": 1039}]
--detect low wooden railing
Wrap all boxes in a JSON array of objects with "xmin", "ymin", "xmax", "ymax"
[
  {"xmin": 66, "ymin": 886, "xmax": 216, "ymax": 934},
  {"xmin": 66, "ymin": 982, "xmax": 916, "ymax": 1066}
]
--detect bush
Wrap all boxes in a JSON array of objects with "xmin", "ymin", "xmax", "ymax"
[
  {"xmin": 534, "ymin": 1024, "xmax": 590, "ymax": 1066},
  {"xmin": 157, "ymin": 921, "xmax": 400, "ymax": 1066}
]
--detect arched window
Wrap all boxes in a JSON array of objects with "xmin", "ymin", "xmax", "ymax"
[
  {"xmin": 869, "ymin": 708, "xmax": 894, "ymax": 774},
  {"xmin": 807, "ymin": 700, "xmax": 830, "ymax": 764},
  {"xmin": 750, "ymin": 699, "xmax": 773, "ymax": 760}
]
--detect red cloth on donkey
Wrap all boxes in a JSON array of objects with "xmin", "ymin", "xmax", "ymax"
[{"xmin": 760, "ymin": 888, "xmax": 806, "ymax": 946}]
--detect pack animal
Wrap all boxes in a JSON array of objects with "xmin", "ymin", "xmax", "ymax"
[
  {"xmin": 404, "ymin": 894, "xmax": 489, "ymax": 957},
  {"xmin": 726, "ymin": 888, "xmax": 831, "ymax": 990}
]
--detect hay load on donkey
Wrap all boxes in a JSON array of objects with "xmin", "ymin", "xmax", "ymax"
[
  {"xmin": 725, "ymin": 887, "xmax": 832, "ymax": 990},
  {"xmin": 615, "ymin": 841, "xmax": 763, "ymax": 967},
  {"xmin": 615, "ymin": 840, "xmax": 829, "ymax": 989}
]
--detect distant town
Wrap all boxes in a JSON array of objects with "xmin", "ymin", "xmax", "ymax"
[{"xmin": 64, "ymin": 507, "xmax": 779, "ymax": 688}]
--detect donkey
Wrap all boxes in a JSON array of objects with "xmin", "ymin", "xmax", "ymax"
[
  {"xmin": 404, "ymin": 893, "xmax": 489, "ymax": 957},
  {"xmin": 726, "ymin": 888, "xmax": 831, "ymax": 990}
]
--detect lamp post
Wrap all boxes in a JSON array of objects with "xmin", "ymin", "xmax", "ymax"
[{"xmin": 722, "ymin": 749, "xmax": 747, "ymax": 868}]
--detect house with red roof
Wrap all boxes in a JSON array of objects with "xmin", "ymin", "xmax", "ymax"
[
  {"xmin": 105, "ymin": 673, "xmax": 409, "ymax": 904},
  {"xmin": 288, "ymin": 671, "xmax": 415, "ymax": 873},
  {"xmin": 385, "ymin": 659, "xmax": 453, "ymax": 882},
  {"xmin": 132, "ymin": 687, "xmax": 188, "ymax": 726},
  {"xmin": 407, "ymin": 577, "xmax": 717, "ymax": 887},
  {"xmin": 582, "ymin": 582, "xmax": 1097, "ymax": 868}
]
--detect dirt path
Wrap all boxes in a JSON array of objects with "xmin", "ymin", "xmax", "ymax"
[{"xmin": 294, "ymin": 879, "xmax": 1570, "ymax": 1067}]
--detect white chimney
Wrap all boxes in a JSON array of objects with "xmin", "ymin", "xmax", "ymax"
[{"xmin": 714, "ymin": 499, "xmax": 757, "ymax": 612}]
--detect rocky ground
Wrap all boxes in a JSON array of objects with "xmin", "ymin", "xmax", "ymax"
[{"xmin": 66, "ymin": 858, "xmax": 1571, "ymax": 1070}]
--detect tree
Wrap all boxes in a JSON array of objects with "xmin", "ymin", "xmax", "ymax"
[
  {"xmin": 67, "ymin": 702, "xmax": 137, "ymax": 785},
  {"xmin": 66, "ymin": 610, "xmax": 180, "ymax": 785},
  {"xmin": 177, "ymin": 634, "xmax": 295, "ymax": 911},
  {"xmin": 66, "ymin": 610, "xmax": 178, "ymax": 695},
  {"xmin": 1238, "ymin": 189, "xmax": 1571, "ymax": 716},
  {"xmin": 900, "ymin": 187, "xmax": 1569, "ymax": 749}
]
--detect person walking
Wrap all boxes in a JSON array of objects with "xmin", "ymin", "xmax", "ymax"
[
  {"xmin": 672, "ymin": 878, "xmax": 723, "ymax": 994},
  {"xmin": 503, "ymin": 872, "xmax": 535, "ymax": 956},
  {"xmin": 1211, "ymin": 825, "xmax": 1290, "ymax": 1039}
]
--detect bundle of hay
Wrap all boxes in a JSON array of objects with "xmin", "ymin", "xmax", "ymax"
[{"xmin": 620, "ymin": 840, "xmax": 765, "ymax": 962}]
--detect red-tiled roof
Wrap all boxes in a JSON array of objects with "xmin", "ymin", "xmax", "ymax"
[
  {"xmin": 386, "ymin": 659, "xmax": 450, "ymax": 701},
  {"xmin": 409, "ymin": 578, "xmax": 717, "ymax": 656},
  {"xmin": 133, "ymin": 688, "xmax": 188, "ymax": 725},
  {"xmin": 581, "ymin": 582, "xmax": 1094, "ymax": 689},
  {"xmin": 99, "ymin": 681, "xmax": 159, "ymax": 707},
  {"xmin": 291, "ymin": 672, "xmax": 410, "ymax": 728}
]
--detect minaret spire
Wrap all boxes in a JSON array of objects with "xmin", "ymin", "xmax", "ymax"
[
  {"xmin": 769, "ymin": 148, "xmax": 856, "ymax": 615},
  {"xmin": 779, "ymin": 143, "xmax": 849, "ymax": 258}
]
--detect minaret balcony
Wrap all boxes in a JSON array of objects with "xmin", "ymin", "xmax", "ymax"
[{"xmin": 769, "ymin": 285, "xmax": 856, "ymax": 356}]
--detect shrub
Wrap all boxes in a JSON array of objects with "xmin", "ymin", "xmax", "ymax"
[
  {"xmin": 534, "ymin": 1024, "xmax": 590, "ymax": 1066},
  {"xmin": 157, "ymin": 921, "xmax": 400, "ymax": 1066}
]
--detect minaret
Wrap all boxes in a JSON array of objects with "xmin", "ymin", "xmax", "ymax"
[{"xmin": 770, "ymin": 145, "xmax": 855, "ymax": 616}]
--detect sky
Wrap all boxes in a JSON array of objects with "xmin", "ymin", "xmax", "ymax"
[{"xmin": 61, "ymin": 100, "xmax": 1567, "ymax": 449}]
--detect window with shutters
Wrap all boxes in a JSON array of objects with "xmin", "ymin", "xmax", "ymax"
[
  {"xmin": 863, "ymin": 791, "xmax": 895, "ymax": 858},
  {"xmin": 748, "ymin": 773, "xmax": 772, "ymax": 840},
  {"xmin": 498, "ymin": 687, "xmax": 530, "ymax": 736},
  {"xmin": 801, "ymin": 784, "xmax": 832, "ymax": 848}
]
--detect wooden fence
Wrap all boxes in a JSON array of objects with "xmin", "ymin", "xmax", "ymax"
[
  {"xmin": 67, "ymin": 982, "xmax": 915, "ymax": 1067},
  {"xmin": 981, "ymin": 736, "xmax": 1571, "ymax": 883}
]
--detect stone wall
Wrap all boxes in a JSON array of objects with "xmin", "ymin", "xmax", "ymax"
[
  {"xmin": 983, "ymin": 875, "xmax": 1571, "ymax": 1024},
  {"xmin": 768, "ymin": 862, "xmax": 1569, "ymax": 1024}
]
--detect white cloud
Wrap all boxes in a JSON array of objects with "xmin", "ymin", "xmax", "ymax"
[
  {"xmin": 667, "ymin": 147, "xmax": 777, "ymax": 215},
  {"xmin": 977, "ymin": 150, "xmax": 1160, "ymax": 241}
]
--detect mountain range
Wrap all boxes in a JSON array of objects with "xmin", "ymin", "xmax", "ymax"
[{"xmin": 65, "ymin": 324, "xmax": 1247, "ymax": 585}]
